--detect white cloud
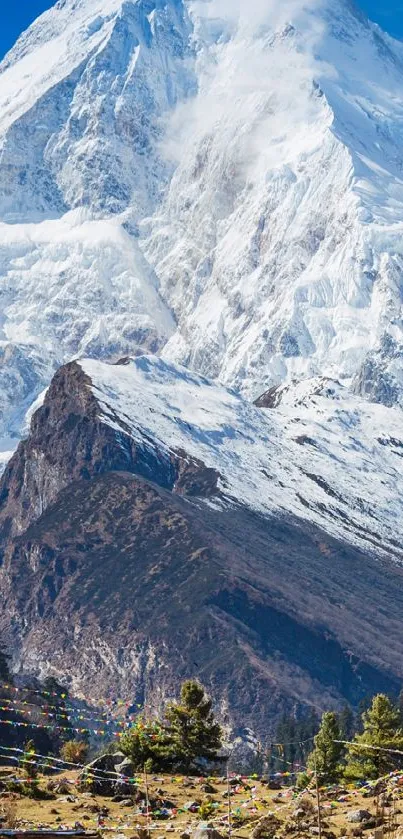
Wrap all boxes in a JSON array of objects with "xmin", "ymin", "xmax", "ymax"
[{"xmin": 162, "ymin": 0, "xmax": 332, "ymax": 177}]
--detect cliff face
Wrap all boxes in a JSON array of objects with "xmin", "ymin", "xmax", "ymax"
[
  {"xmin": 0, "ymin": 360, "xmax": 220, "ymax": 538},
  {"xmin": 1, "ymin": 357, "xmax": 403, "ymax": 733}
]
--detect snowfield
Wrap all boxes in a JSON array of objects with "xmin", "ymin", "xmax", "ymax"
[{"xmin": 82, "ymin": 356, "xmax": 403, "ymax": 560}]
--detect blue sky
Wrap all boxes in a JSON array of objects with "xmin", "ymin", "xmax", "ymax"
[
  {"xmin": 362, "ymin": 0, "xmax": 403, "ymax": 37},
  {"xmin": 0, "ymin": 1, "xmax": 402, "ymax": 61}
]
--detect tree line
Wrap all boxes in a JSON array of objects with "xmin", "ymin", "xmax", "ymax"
[
  {"xmin": 3, "ymin": 635, "xmax": 403, "ymax": 783},
  {"xmin": 303, "ymin": 693, "xmax": 403, "ymax": 786}
]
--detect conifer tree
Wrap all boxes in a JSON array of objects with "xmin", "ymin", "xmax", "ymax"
[
  {"xmin": 164, "ymin": 680, "xmax": 223, "ymax": 770},
  {"xmin": 339, "ymin": 705, "xmax": 355, "ymax": 740},
  {"xmin": 345, "ymin": 694, "xmax": 403, "ymax": 779},
  {"xmin": 307, "ymin": 711, "xmax": 344, "ymax": 783},
  {"xmin": 0, "ymin": 642, "xmax": 11, "ymax": 683}
]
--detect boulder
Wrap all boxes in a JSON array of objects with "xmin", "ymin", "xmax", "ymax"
[
  {"xmin": 251, "ymin": 813, "xmax": 282, "ymax": 839},
  {"xmin": 347, "ymin": 811, "xmax": 372, "ymax": 824},
  {"xmin": 115, "ymin": 757, "xmax": 136, "ymax": 778},
  {"xmin": 192, "ymin": 824, "xmax": 224, "ymax": 839},
  {"xmin": 200, "ymin": 784, "xmax": 217, "ymax": 794},
  {"xmin": 47, "ymin": 779, "xmax": 72, "ymax": 795},
  {"xmin": 78, "ymin": 752, "xmax": 134, "ymax": 796},
  {"xmin": 361, "ymin": 820, "xmax": 377, "ymax": 831}
]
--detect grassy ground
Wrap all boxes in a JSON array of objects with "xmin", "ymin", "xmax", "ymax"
[{"xmin": 0, "ymin": 768, "xmax": 402, "ymax": 838}]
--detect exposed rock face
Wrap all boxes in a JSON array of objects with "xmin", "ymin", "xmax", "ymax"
[
  {"xmin": 1, "ymin": 358, "xmax": 403, "ymax": 734},
  {"xmin": 0, "ymin": 360, "xmax": 220, "ymax": 538},
  {"xmin": 352, "ymin": 337, "xmax": 403, "ymax": 407}
]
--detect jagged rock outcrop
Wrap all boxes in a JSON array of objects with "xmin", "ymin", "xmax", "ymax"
[{"xmin": 0, "ymin": 360, "xmax": 220, "ymax": 538}]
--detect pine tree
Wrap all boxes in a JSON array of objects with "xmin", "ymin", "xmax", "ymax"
[
  {"xmin": 20, "ymin": 739, "xmax": 38, "ymax": 779},
  {"xmin": 0, "ymin": 643, "xmax": 11, "ymax": 683},
  {"xmin": 345, "ymin": 694, "xmax": 403, "ymax": 780},
  {"xmin": 275, "ymin": 714, "xmax": 297, "ymax": 770},
  {"xmin": 307, "ymin": 711, "xmax": 344, "ymax": 783},
  {"xmin": 339, "ymin": 705, "xmax": 355, "ymax": 741},
  {"xmin": 164, "ymin": 681, "xmax": 223, "ymax": 771}
]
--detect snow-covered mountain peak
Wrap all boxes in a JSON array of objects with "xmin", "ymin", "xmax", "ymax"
[
  {"xmin": 0, "ymin": 0, "xmax": 194, "ymax": 221},
  {"xmin": 144, "ymin": 0, "xmax": 403, "ymax": 401},
  {"xmin": 0, "ymin": 0, "xmax": 402, "ymax": 451}
]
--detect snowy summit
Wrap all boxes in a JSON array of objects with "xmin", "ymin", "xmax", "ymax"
[{"xmin": 0, "ymin": 0, "xmax": 401, "ymax": 556}]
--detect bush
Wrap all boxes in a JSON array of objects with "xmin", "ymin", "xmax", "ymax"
[
  {"xmin": 297, "ymin": 796, "xmax": 315, "ymax": 815},
  {"xmin": 198, "ymin": 802, "xmax": 215, "ymax": 820},
  {"xmin": 296, "ymin": 771, "xmax": 311, "ymax": 790},
  {"xmin": 60, "ymin": 739, "xmax": 89, "ymax": 765},
  {"xmin": 6, "ymin": 780, "xmax": 54, "ymax": 800},
  {"xmin": 120, "ymin": 717, "xmax": 166, "ymax": 771}
]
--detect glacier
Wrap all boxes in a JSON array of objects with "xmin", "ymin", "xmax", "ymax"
[{"xmin": 0, "ymin": 0, "xmax": 402, "ymax": 553}]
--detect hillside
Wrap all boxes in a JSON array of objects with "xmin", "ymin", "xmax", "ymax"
[
  {"xmin": 1, "ymin": 763, "xmax": 403, "ymax": 839},
  {"xmin": 0, "ymin": 358, "xmax": 402, "ymax": 732}
]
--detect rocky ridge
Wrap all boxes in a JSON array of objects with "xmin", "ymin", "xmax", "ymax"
[{"xmin": 0, "ymin": 357, "xmax": 403, "ymax": 732}]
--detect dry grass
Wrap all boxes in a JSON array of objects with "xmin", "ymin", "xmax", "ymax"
[
  {"xmin": 0, "ymin": 796, "xmax": 19, "ymax": 828},
  {"xmin": 0, "ymin": 770, "xmax": 402, "ymax": 838}
]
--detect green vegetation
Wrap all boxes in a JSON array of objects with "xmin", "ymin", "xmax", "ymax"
[
  {"xmin": 344, "ymin": 694, "xmax": 403, "ymax": 779},
  {"xmin": 307, "ymin": 711, "xmax": 344, "ymax": 783},
  {"xmin": 270, "ymin": 708, "xmax": 320, "ymax": 772},
  {"xmin": 198, "ymin": 802, "xmax": 215, "ymax": 820},
  {"xmin": 1, "ymin": 659, "xmax": 403, "ymax": 788},
  {"xmin": 60, "ymin": 739, "xmax": 89, "ymax": 765},
  {"xmin": 164, "ymin": 680, "xmax": 223, "ymax": 771},
  {"xmin": 303, "ymin": 693, "xmax": 403, "ymax": 783},
  {"xmin": 120, "ymin": 680, "xmax": 223, "ymax": 772},
  {"xmin": 120, "ymin": 717, "xmax": 167, "ymax": 770},
  {"xmin": 21, "ymin": 740, "xmax": 38, "ymax": 780}
]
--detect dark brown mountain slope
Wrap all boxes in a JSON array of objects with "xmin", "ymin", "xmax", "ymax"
[{"xmin": 0, "ymin": 360, "xmax": 402, "ymax": 733}]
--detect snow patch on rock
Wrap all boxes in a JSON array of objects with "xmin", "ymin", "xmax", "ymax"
[{"xmin": 81, "ymin": 355, "xmax": 403, "ymax": 560}]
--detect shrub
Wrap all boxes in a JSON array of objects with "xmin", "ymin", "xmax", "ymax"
[
  {"xmin": 296, "ymin": 771, "xmax": 311, "ymax": 790},
  {"xmin": 198, "ymin": 802, "xmax": 215, "ymax": 820},
  {"xmin": 60, "ymin": 739, "xmax": 89, "ymax": 765}
]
